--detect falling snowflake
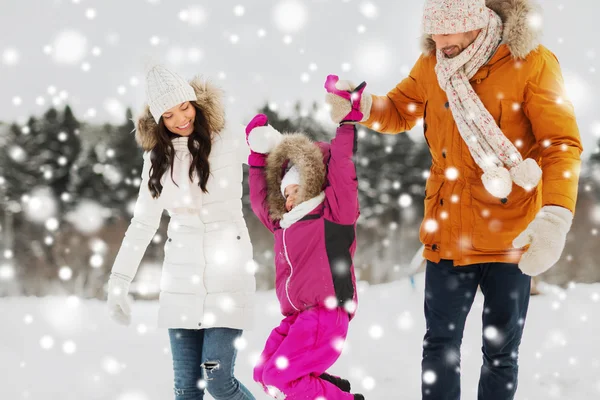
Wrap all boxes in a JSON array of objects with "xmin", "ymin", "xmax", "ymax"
[
  {"xmin": 422, "ymin": 370, "xmax": 437, "ymax": 385},
  {"xmin": 179, "ymin": 6, "xmax": 207, "ymax": 26},
  {"xmin": 362, "ymin": 376, "xmax": 376, "ymax": 391},
  {"xmin": 23, "ymin": 187, "xmax": 58, "ymax": 224},
  {"xmin": 275, "ymin": 356, "xmax": 289, "ymax": 370},
  {"xmin": 85, "ymin": 8, "xmax": 97, "ymax": 19},
  {"xmin": 397, "ymin": 312, "xmax": 414, "ymax": 331},
  {"xmin": 63, "ymin": 341, "xmax": 77, "ymax": 355},
  {"xmin": 234, "ymin": 337, "xmax": 247, "ymax": 351},
  {"xmin": 0, "ymin": 264, "xmax": 15, "ymax": 281},
  {"xmin": 188, "ymin": 47, "xmax": 203, "ymax": 63},
  {"xmin": 356, "ymin": 42, "xmax": 391, "ymax": 77},
  {"xmin": 102, "ymin": 356, "xmax": 123, "ymax": 375},
  {"xmin": 2, "ymin": 47, "xmax": 19, "ymax": 66},
  {"xmin": 445, "ymin": 167, "xmax": 459, "ymax": 180},
  {"xmin": 273, "ymin": 0, "xmax": 307, "ymax": 33},
  {"xmin": 233, "ymin": 5, "xmax": 245, "ymax": 16},
  {"xmin": 45, "ymin": 218, "xmax": 59, "ymax": 231},
  {"xmin": 90, "ymin": 254, "xmax": 104, "ymax": 268},
  {"xmin": 52, "ymin": 30, "xmax": 88, "ymax": 64},
  {"xmin": 203, "ymin": 312, "xmax": 216, "ymax": 326},
  {"xmin": 424, "ymin": 219, "xmax": 439, "ymax": 233},
  {"xmin": 40, "ymin": 335, "xmax": 55, "ymax": 350},
  {"xmin": 399, "ymin": 194, "xmax": 412, "ymax": 208},
  {"xmin": 137, "ymin": 324, "xmax": 148, "ymax": 335},
  {"xmin": 368, "ymin": 325, "xmax": 384, "ymax": 339},
  {"xmin": 149, "ymin": 36, "xmax": 160, "ymax": 46},
  {"xmin": 59, "ymin": 266, "xmax": 73, "ymax": 281}
]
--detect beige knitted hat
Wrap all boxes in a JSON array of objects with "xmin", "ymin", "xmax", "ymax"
[
  {"xmin": 422, "ymin": 0, "xmax": 488, "ymax": 35},
  {"xmin": 145, "ymin": 65, "xmax": 197, "ymax": 123}
]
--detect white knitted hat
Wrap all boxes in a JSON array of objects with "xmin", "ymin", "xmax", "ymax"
[
  {"xmin": 281, "ymin": 165, "xmax": 301, "ymax": 197},
  {"xmin": 145, "ymin": 65, "xmax": 198, "ymax": 123},
  {"xmin": 422, "ymin": 0, "xmax": 488, "ymax": 35}
]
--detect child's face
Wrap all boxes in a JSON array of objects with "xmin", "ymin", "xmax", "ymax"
[
  {"xmin": 284, "ymin": 184, "xmax": 300, "ymax": 212},
  {"xmin": 161, "ymin": 101, "xmax": 196, "ymax": 136}
]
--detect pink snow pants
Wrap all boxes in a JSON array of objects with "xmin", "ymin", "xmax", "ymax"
[{"xmin": 254, "ymin": 306, "xmax": 353, "ymax": 400}]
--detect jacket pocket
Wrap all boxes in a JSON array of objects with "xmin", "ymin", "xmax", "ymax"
[
  {"xmin": 499, "ymin": 99, "xmax": 533, "ymax": 147},
  {"xmin": 470, "ymin": 183, "xmax": 538, "ymax": 252},
  {"xmin": 419, "ymin": 174, "xmax": 444, "ymax": 247}
]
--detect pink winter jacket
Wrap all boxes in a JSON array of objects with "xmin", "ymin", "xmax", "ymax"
[{"xmin": 249, "ymin": 124, "xmax": 360, "ymax": 318}]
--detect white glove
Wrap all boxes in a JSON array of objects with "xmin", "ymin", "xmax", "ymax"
[
  {"xmin": 325, "ymin": 80, "xmax": 372, "ymax": 124},
  {"xmin": 512, "ymin": 206, "xmax": 573, "ymax": 277},
  {"xmin": 107, "ymin": 273, "xmax": 133, "ymax": 326}
]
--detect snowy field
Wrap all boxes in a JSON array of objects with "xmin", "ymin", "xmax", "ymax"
[{"xmin": 2, "ymin": 273, "xmax": 600, "ymax": 400}]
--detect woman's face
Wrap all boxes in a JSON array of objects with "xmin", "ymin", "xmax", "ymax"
[{"xmin": 161, "ymin": 102, "xmax": 196, "ymax": 136}]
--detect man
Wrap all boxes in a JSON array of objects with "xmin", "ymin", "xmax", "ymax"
[{"xmin": 326, "ymin": 0, "xmax": 582, "ymax": 399}]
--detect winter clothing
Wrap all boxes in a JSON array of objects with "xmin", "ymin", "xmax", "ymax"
[
  {"xmin": 247, "ymin": 116, "xmax": 360, "ymax": 399},
  {"xmin": 512, "ymin": 205, "xmax": 573, "ymax": 276},
  {"xmin": 248, "ymin": 122, "xmax": 359, "ymax": 316},
  {"xmin": 422, "ymin": 0, "xmax": 489, "ymax": 35},
  {"xmin": 145, "ymin": 65, "xmax": 198, "ymax": 123},
  {"xmin": 280, "ymin": 192, "xmax": 326, "ymax": 229},
  {"xmin": 246, "ymin": 118, "xmax": 284, "ymax": 158},
  {"xmin": 255, "ymin": 307, "xmax": 353, "ymax": 400},
  {"xmin": 324, "ymin": 75, "xmax": 370, "ymax": 123},
  {"xmin": 422, "ymin": 259, "xmax": 531, "ymax": 400},
  {"xmin": 169, "ymin": 327, "xmax": 254, "ymax": 399},
  {"xmin": 325, "ymin": 78, "xmax": 373, "ymax": 124},
  {"xmin": 108, "ymin": 76, "xmax": 255, "ymax": 330},
  {"xmin": 106, "ymin": 272, "xmax": 132, "ymax": 325},
  {"xmin": 320, "ymin": 373, "xmax": 351, "ymax": 393},
  {"xmin": 359, "ymin": 0, "xmax": 582, "ymax": 266},
  {"xmin": 435, "ymin": 8, "xmax": 541, "ymax": 199},
  {"xmin": 280, "ymin": 165, "xmax": 301, "ymax": 196}
]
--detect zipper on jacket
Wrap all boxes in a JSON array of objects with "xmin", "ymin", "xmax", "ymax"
[{"xmin": 282, "ymin": 229, "xmax": 300, "ymax": 312}]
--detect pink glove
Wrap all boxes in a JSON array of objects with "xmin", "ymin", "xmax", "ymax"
[
  {"xmin": 245, "ymin": 114, "xmax": 269, "ymax": 167},
  {"xmin": 324, "ymin": 75, "xmax": 367, "ymax": 122}
]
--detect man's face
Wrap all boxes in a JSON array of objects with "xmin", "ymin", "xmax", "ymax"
[{"xmin": 431, "ymin": 29, "xmax": 481, "ymax": 58}]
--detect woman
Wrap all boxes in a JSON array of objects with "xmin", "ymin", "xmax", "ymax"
[{"xmin": 106, "ymin": 64, "xmax": 256, "ymax": 400}]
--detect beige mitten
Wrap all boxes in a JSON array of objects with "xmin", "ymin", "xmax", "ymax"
[
  {"xmin": 512, "ymin": 206, "xmax": 573, "ymax": 276},
  {"xmin": 325, "ymin": 80, "xmax": 372, "ymax": 124}
]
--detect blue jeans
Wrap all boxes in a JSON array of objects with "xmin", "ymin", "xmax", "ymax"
[
  {"xmin": 168, "ymin": 328, "xmax": 256, "ymax": 400},
  {"xmin": 421, "ymin": 260, "xmax": 531, "ymax": 400}
]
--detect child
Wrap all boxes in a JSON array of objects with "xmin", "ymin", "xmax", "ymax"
[{"xmin": 244, "ymin": 76, "xmax": 367, "ymax": 400}]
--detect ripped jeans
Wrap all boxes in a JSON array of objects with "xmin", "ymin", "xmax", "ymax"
[{"xmin": 168, "ymin": 328, "xmax": 256, "ymax": 400}]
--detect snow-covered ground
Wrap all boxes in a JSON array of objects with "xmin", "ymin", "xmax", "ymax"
[{"xmin": 2, "ymin": 274, "xmax": 600, "ymax": 400}]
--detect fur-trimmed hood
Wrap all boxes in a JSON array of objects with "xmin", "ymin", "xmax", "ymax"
[
  {"xmin": 265, "ymin": 134, "xmax": 330, "ymax": 220},
  {"xmin": 421, "ymin": 0, "xmax": 542, "ymax": 59},
  {"xmin": 135, "ymin": 76, "xmax": 226, "ymax": 151}
]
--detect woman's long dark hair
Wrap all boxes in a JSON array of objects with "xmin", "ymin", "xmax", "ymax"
[{"xmin": 148, "ymin": 102, "xmax": 212, "ymax": 198}]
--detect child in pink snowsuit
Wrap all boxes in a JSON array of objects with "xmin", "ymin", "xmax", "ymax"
[{"xmin": 245, "ymin": 77, "xmax": 368, "ymax": 400}]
